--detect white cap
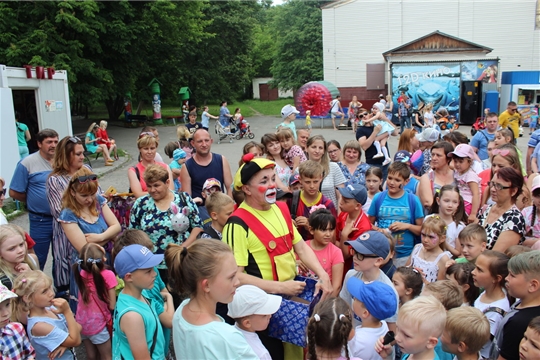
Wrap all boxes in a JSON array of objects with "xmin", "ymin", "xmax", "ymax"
[
  {"xmin": 373, "ymin": 102, "xmax": 384, "ymax": 112},
  {"xmin": 281, "ymin": 104, "xmax": 300, "ymax": 119},
  {"xmin": 416, "ymin": 128, "xmax": 440, "ymax": 143},
  {"xmin": 228, "ymin": 285, "xmax": 282, "ymax": 318},
  {"xmin": 532, "ymin": 176, "xmax": 540, "ymax": 193}
]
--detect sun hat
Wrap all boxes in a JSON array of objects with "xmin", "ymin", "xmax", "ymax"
[
  {"xmin": 416, "ymin": 128, "xmax": 440, "ymax": 143},
  {"xmin": 0, "ymin": 284, "xmax": 17, "ymax": 303},
  {"xmin": 448, "ymin": 143, "xmax": 481, "ymax": 162},
  {"xmin": 228, "ymin": 285, "xmax": 282, "ymax": 318}
]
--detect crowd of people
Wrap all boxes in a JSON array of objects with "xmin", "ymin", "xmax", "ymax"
[{"xmin": 1, "ymin": 99, "xmax": 540, "ymax": 360}]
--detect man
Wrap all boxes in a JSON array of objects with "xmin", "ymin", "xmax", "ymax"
[
  {"xmin": 330, "ymin": 95, "xmax": 345, "ymax": 130},
  {"xmin": 470, "ymin": 112, "xmax": 498, "ymax": 161},
  {"xmin": 357, "ymin": 123, "xmax": 390, "ymax": 180},
  {"xmin": 498, "ymin": 101, "xmax": 521, "ymax": 142},
  {"xmin": 180, "ymin": 128, "xmax": 233, "ymax": 200},
  {"xmin": 223, "ymin": 156, "xmax": 332, "ymax": 360},
  {"xmin": 296, "ymin": 128, "xmax": 309, "ymax": 153},
  {"xmin": 527, "ymin": 127, "xmax": 540, "ymax": 175},
  {"xmin": 9, "ymin": 128, "xmax": 59, "ymax": 269},
  {"xmin": 398, "ymin": 92, "xmax": 413, "ymax": 134}
]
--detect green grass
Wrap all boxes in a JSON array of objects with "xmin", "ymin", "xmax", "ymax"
[{"xmin": 2, "ymin": 198, "xmax": 26, "ymax": 220}]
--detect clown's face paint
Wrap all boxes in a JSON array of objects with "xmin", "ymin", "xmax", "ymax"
[{"xmin": 259, "ymin": 185, "xmax": 277, "ymax": 204}]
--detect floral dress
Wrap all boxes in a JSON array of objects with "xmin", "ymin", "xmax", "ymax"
[
  {"xmin": 129, "ymin": 192, "xmax": 203, "ymax": 268},
  {"xmin": 337, "ymin": 161, "xmax": 371, "ymax": 186},
  {"xmin": 477, "ymin": 204, "xmax": 526, "ymax": 250}
]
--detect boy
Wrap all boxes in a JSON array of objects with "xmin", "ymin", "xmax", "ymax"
[
  {"xmin": 519, "ymin": 317, "xmax": 540, "ymax": 360},
  {"xmin": 347, "ymin": 278, "xmax": 397, "ymax": 360},
  {"xmin": 394, "ymin": 150, "xmax": 420, "ymax": 195},
  {"xmin": 289, "ymin": 174, "xmax": 301, "ymax": 192},
  {"xmin": 441, "ymin": 307, "xmax": 491, "ymax": 360},
  {"xmin": 339, "ymin": 230, "xmax": 399, "ymax": 330},
  {"xmin": 368, "ymin": 162, "xmax": 424, "ymax": 267},
  {"xmin": 227, "ymin": 285, "xmax": 282, "ymax": 359},
  {"xmin": 456, "ymin": 224, "xmax": 487, "ymax": 264},
  {"xmin": 491, "ymin": 251, "xmax": 540, "ymax": 360},
  {"xmin": 113, "ymin": 244, "xmax": 166, "ymax": 360},
  {"xmin": 169, "ymin": 148, "xmax": 187, "ymax": 191},
  {"xmin": 304, "ymin": 111, "xmax": 312, "ymax": 131},
  {"xmin": 196, "ymin": 178, "xmax": 223, "ymax": 227},
  {"xmin": 186, "ymin": 111, "xmax": 203, "ymax": 135},
  {"xmin": 0, "ymin": 284, "xmax": 35, "ymax": 359},
  {"xmin": 376, "ymin": 296, "xmax": 447, "ymax": 360},
  {"xmin": 277, "ymin": 104, "xmax": 299, "ymax": 139},
  {"xmin": 288, "ymin": 160, "xmax": 337, "ymax": 240},
  {"xmin": 200, "ymin": 192, "xmax": 235, "ymax": 240}
]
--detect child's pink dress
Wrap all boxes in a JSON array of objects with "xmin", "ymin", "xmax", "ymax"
[
  {"xmin": 284, "ymin": 145, "xmax": 307, "ymax": 168},
  {"xmin": 454, "ymin": 168, "xmax": 480, "ymax": 215}
]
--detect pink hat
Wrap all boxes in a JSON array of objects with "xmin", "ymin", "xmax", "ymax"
[
  {"xmin": 532, "ymin": 176, "xmax": 540, "ymax": 193},
  {"xmin": 448, "ymin": 144, "xmax": 480, "ymax": 162}
]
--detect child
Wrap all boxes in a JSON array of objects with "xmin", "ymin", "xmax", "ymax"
[
  {"xmin": 392, "ymin": 266, "xmax": 423, "ymax": 307},
  {"xmin": 0, "ymin": 224, "xmax": 38, "ymax": 289},
  {"xmin": 482, "ymin": 140, "xmax": 495, "ymax": 170},
  {"xmin": 368, "ymin": 162, "xmax": 424, "ymax": 268},
  {"xmin": 169, "ymin": 148, "xmax": 187, "ymax": 191},
  {"xmin": 73, "ymin": 243, "xmax": 116, "ymax": 360},
  {"xmin": 522, "ymin": 175, "xmax": 540, "ymax": 246},
  {"xmin": 363, "ymin": 102, "xmax": 397, "ymax": 166},
  {"xmin": 520, "ymin": 316, "xmax": 540, "ymax": 360},
  {"xmin": 471, "ymin": 250, "xmax": 510, "ymax": 359},
  {"xmin": 347, "ymin": 278, "xmax": 397, "ymax": 360},
  {"xmin": 505, "ymin": 244, "xmax": 532, "ymax": 258},
  {"xmin": 456, "ymin": 224, "xmax": 487, "ymax": 264},
  {"xmin": 305, "ymin": 110, "xmax": 312, "ymax": 130},
  {"xmin": 363, "ymin": 166, "xmax": 383, "ymax": 213},
  {"xmin": 289, "ymin": 174, "xmax": 302, "ymax": 192},
  {"xmin": 276, "ymin": 128, "xmax": 306, "ymax": 172},
  {"xmin": 448, "ymin": 144, "xmax": 481, "ymax": 222},
  {"xmin": 407, "ymin": 216, "xmax": 452, "ymax": 283},
  {"xmin": 238, "ymin": 141, "xmax": 264, "ymax": 166},
  {"xmin": 423, "ymin": 103, "xmax": 435, "ymax": 128},
  {"xmin": 175, "ymin": 125, "xmax": 194, "ymax": 159},
  {"xmin": 227, "ymin": 285, "xmax": 282, "ymax": 359},
  {"xmin": 304, "ymin": 209, "xmax": 344, "ymax": 297},
  {"xmin": 12, "ymin": 271, "xmax": 81, "ymax": 360},
  {"xmin": 375, "ymin": 296, "xmax": 446, "ymax": 360},
  {"xmin": 185, "ymin": 111, "xmax": 203, "ymax": 135},
  {"xmin": 429, "ymin": 185, "xmax": 468, "ymax": 257},
  {"xmin": 422, "ymin": 280, "xmax": 464, "ymax": 311},
  {"xmin": 195, "ymin": 178, "xmax": 224, "ymax": 226},
  {"xmin": 339, "ymin": 230, "xmax": 399, "ymax": 329},
  {"xmin": 440, "ymin": 307, "xmax": 491, "ymax": 360},
  {"xmin": 380, "ymin": 233, "xmax": 397, "ymax": 279},
  {"xmin": 306, "ymin": 297, "xmax": 361, "ymax": 360},
  {"xmin": 200, "ymin": 192, "xmax": 235, "ymax": 240},
  {"xmin": 97, "ymin": 120, "xmax": 118, "ymax": 160},
  {"xmin": 289, "ymin": 160, "xmax": 337, "ymax": 240},
  {"xmin": 0, "ymin": 283, "xmax": 35, "ymax": 359},
  {"xmin": 446, "ymin": 262, "xmax": 479, "ymax": 306},
  {"xmin": 113, "ymin": 245, "xmax": 166, "ymax": 359},
  {"xmin": 495, "ymin": 128, "xmax": 526, "ymax": 174},
  {"xmin": 277, "ymin": 104, "xmax": 299, "ymax": 138},
  {"xmin": 491, "ymin": 251, "xmax": 540, "ymax": 360}
]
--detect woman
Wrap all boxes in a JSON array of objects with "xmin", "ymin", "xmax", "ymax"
[
  {"xmin": 59, "ymin": 167, "xmax": 121, "ymax": 310},
  {"xmin": 261, "ymin": 133, "xmax": 291, "ymax": 191},
  {"xmin": 348, "ymin": 96, "xmax": 362, "ymax": 132},
  {"xmin": 327, "ymin": 140, "xmax": 342, "ymax": 163},
  {"xmin": 16, "ymin": 112, "xmax": 31, "ymax": 160},
  {"xmin": 412, "ymin": 102, "xmax": 425, "ymax": 133},
  {"xmin": 219, "ymin": 101, "xmax": 232, "ymax": 128},
  {"xmin": 129, "ymin": 164, "xmax": 203, "ymax": 282},
  {"xmin": 477, "ymin": 167, "xmax": 526, "ymax": 252},
  {"xmin": 384, "ymin": 95, "xmax": 394, "ymax": 123},
  {"xmin": 418, "ymin": 141, "xmax": 455, "ymax": 211},
  {"xmin": 97, "ymin": 120, "xmax": 118, "ymax": 160},
  {"xmin": 128, "ymin": 132, "xmax": 174, "ymax": 198},
  {"xmin": 85, "ymin": 123, "xmax": 114, "ymax": 165},
  {"xmin": 306, "ymin": 135, "xmax": 346, "ymax": 206},
  {"xmin": 337, "ymin": 140, "xmax": 371, "ymax": 186},
  {"xmin": 46, "ymin": 136, "xmax": 92, "ymax": 292},
  {"xmin": 397, "ymin": 129, "xmax": 419, "ymax": 153}
]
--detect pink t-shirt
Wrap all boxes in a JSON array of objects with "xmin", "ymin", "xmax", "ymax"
[
  {"xmin": 75, "ymin": 269, "xmax": 118, "ymax": 335},
  {"xmin": 522, "ymin": 206, "xmax": 540, "ymax": 238},
  {"xmin": 305, "ymin": 241, "xmax": 344, "ymax": 281},
  {"xmin": 284, "ymin": 145, "xmax": 307, "ymax": 168},
  {"xmin": 454, "ymin": 168, "xmax": 480, "ymax": 204}
]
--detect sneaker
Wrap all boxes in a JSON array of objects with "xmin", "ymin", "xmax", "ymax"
[
  {"xmin": 373, "ymin": 152, "xmax": 384, "ymax": 159},
  {"xmin": 382, "ymin": 158, "xmax": 392, "ymax": 166}
]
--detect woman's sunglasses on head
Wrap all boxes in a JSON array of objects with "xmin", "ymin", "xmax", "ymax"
[{"xmin": 73, "ymin": 174, "xmax": 98, "ymax": 184}]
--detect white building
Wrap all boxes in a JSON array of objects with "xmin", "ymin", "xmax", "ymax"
[{"xmin": 252, "ymin": 77, "xmax": 294, "ymax": 100}]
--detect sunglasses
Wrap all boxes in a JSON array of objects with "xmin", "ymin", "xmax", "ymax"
[
  {"xmin": 68, "ymin": 136, "xmax": 81, "ymax": 143},
  {"xmin": 488, "ymin": 181, "xmax": 512, "ymax": 191},
  {"xmin": 509, "ymin": 108, "xmax": 517, "ymax": 112},
  {"xmin": 138, "ymin": 132, "xmax": 155, "ymax": 139},
  {"xmin": 1, "ymin": 188, "xmax": 5, "ymax": 196},
  {"xmin": 491, "ymin": 149, "xmax": 510, "ymax": 156},
  {"xmin": 73, "ymin": 174, "xmax": 98, "ymax": 184}
]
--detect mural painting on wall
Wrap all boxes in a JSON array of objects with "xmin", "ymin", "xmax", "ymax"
[
  {"xmin": 391, "ymin": 63, "xmax": 461, "ymax": 116},
  {"xmin": 461, "ymin": 60, "xmax": 498, "ymax": 83}
]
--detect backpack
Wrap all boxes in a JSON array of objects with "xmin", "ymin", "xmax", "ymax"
[
  {"xmin": 289, "ymin": 190, "xmax": 301, "ymax": 220},
  {"xmin": 372, "ymin": 190, "xmax": 421, "ymax": 245}
]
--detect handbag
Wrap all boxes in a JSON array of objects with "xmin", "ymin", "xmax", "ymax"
[{"xmin": 92, "ymin": 293, "xmax": 113, "ymax": 337}]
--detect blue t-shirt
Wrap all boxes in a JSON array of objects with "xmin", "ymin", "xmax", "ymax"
[
  {"xmin": 532, "ymin": 143, "xmax": 540, "ymax": 171},
  {"xmin": 404, "ymin": 177, "xmax": 419, "ymax": 194},
  {"xmin": 368, "ymin": 191, "xmax": 424, "ymax": 258},
  {"xmin": 10, "ymin": 152, "xmax": 53, "ymax": 214},
  {"xmin": 528, "ymin": 129, "xmax": 540, "ymax": 148},
  {"xmin": 219, "ymin": 107, "xmax": 230, "ymax": 127},
  {"xmin": 59, "ymin": 194, "xmax": 108, "ymax": 236},
  {"xmin": 470, "ymin": 130, "xmax": 495, "ymax": 160},
  {"xmin": 201, "ymin": 111, "xmax": 210, "ymax": 128},
  {"xmin": 27, "ymin": 308, "xmax": 73, "ymax": 360}
]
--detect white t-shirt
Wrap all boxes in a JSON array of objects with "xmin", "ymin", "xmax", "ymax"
[
  {"xmin": 331, "ymin": 99, "xmax": 340, "ymax": 112},
  {"xmin": 474, "ymin": 292, "xmax": 511, "ymax": 359},
  {"xmin": 322, "ymin": 162, "xmax": 347, "ymax": 207},
  {"xmin": 349, "ymin": 321, "xmax": 393, "ymax": 360},
  {"xmin": 235, "ymin": 324, "xmax": 271, "ymax": 360}
]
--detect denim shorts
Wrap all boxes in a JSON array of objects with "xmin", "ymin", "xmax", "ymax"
[{"xmin": 82, "ymin": 326, "xmax": 110, "ymax": 345}]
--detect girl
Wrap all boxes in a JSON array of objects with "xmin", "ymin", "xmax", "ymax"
[
  {"xmin": 449, "ymin": 144, "xmax": 481, "ymax": 222},
  {"xmin": 362, "ymin": 167, "xmax": 383, "ymax": 213},
  {"xmin": 233, "ymin": 107, "xmax": 242, "ymax": 122},
  {"xmin": 493, "ymin": 129, "xmax": 526, "ymax": 175},
  {"xmin": 85, "ymin": 123, "xmax": 114, "ymax": 164},
  {"xmin": 12, "ymin": 271, "xmax": 82, "ymax": 360},
  {"xmin": 0, "ymin": 224, "xmax": 38, "ymax": 289},
  {"xmin": 304, "ymin": 209, "xmax": 344, "ymax": 297},
  {"xmin": 429, "ymin": 185, "xmax": 468, "ymax": 257},
  {"xmin": 391, "ymin": 266, "xmax": 423, "ymax": 307},
  {"xmin": 0, "ymin": 283, "xmax": 35, "ymax": 358},
  {"xmin": 97, "ymin": 120, "xmax": 118, "ymax": 160},
  {"xmin": 73, "ymin": 243, "xmax": 117, "ymax": 360},
  {"xmin": 423, "ymin": 103, "xmax": 435, "ymax": 128},
  {"xmin": 362, "ymin": 102, "xmax": 397, "ymax": 166},
  {"xmin": 406, "ymin": 216, "xmax": 452, "ymax": 283},
  {"xmin": 306, "ymin": 297, "xmax": 360, "ymax": 360},
  {"xmin": 276, "ymin": 128, "xmax": 306, "ymax": 173},
  {"xmin": 522, "ymin": 179, "xmax": 540, "ymax": 247},
  {"xmin": 261, "ymin": 133, "xmax": 291, "ymax": 191},
  {"xmin": 446, "ymin": 262, "xmax": 479, "ymax": 306},
  {"xmin": 238, "ymin": 141, "xmax": 264, "ymax": 166},
  {"xmin": 164, "ymin": 241, "xmax": 258, "ymax": 360},
  {"xmin": 471, "ymin": 250, "xmax": 510, "ymax": 359}
]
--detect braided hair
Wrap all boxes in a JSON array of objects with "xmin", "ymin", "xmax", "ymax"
[{"xmin": 307, "ymin": 297, "xmax": 353, "ymax": 360}]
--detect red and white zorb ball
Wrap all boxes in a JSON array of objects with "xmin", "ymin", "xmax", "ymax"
[{"xmin": 294, "ymin": 81, "xmax": 340, "ymax": 117}]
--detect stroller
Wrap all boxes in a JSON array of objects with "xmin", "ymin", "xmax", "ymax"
[
  {"xmin": 215, "ymin": 120, "xmax": 236, "ymax": 144},
  {"xmin": 234, "ymin": 117, "xmax": 255, "ymax": 140}
]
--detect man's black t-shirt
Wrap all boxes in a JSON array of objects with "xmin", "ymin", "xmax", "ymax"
[{"xmin": 356, "ymin": 126, "xmax": 386, "ymax": 165}]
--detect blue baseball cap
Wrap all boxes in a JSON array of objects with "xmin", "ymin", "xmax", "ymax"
[
  {"xmin": 394, "ymin": 150, "xmax": 411, "ymax": 163},
  {"xmin": 114, "ymin": 244, "xmax": 164, "ymax": 278},
  {"xmin": 344, "ymin": 230, "xmax": 390, "ymax": 259},
  {"xmin": 347, "ymin": 277, "xmax": 397, "ymax": 321},
  {"xmin": 289, "ymin": 174, "xmax": 301, "ymax": 186},
  {"xmin": 337, "ymin": 184, "xmax": 368, "ymax": 205}
]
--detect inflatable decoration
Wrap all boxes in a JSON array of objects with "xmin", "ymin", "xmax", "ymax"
[{"xmin": 294, "ymin": 81, "xmax": 340, "ymax": 117}]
